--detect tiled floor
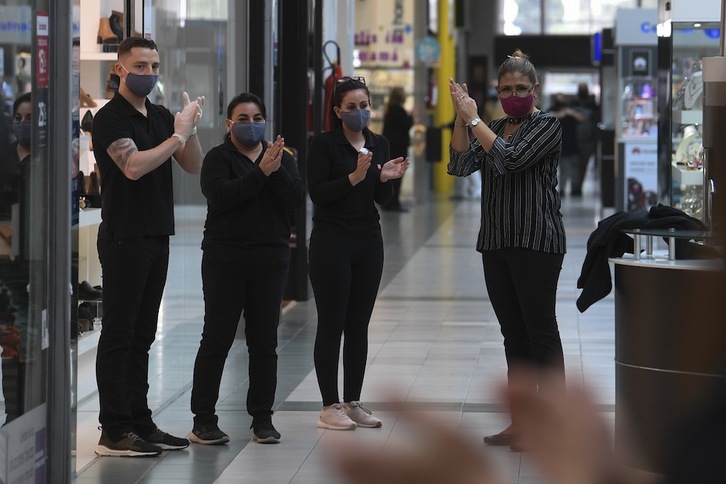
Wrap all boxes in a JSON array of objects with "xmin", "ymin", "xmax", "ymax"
[{"xmin": 72, "ymin": 171, "xmax": 617, "ymax": 483}]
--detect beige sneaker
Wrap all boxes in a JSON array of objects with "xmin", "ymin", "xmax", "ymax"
[
  {"xmin": 317, "ymin": 403, "xmax": 357, "ymax": 430},
  {"xmin": 343, "ymin": 401, "xmax": 382, "ymax": 428}
]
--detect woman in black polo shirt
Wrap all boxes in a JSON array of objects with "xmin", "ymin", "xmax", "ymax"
[
  {"xmin": 307, "ymin": 76, "xmax": 409, "ymax": 431},
  {"xmin": 189, "ymin": 93, "xmax": 305, "ymax": 445},
  {"xmin": 448, "ymin": 50, "xmax": 567, "ymax": 451}
]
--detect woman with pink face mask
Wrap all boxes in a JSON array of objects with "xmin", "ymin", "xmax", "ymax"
[{"xmin": 448, "ymin": 50, "xmax": 567, "ymax": 451}]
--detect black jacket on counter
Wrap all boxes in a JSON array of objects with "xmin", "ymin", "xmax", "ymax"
[{"xmin": 576, "ymin": 204, "xmax": 710, "ymax": 312}]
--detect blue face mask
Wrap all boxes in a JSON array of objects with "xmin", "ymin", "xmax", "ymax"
[
  {"xmin": 231, "ymin": 121, "xmax": 266, "ymax": 148},
  {"xmin": 121, "ymin": 65, "xmax": 158, "ymax": 98},
  {"xmin": 340, "ymin": 109, "xmax": 371, "ymax": 132},
  {"xmin": 13, "ymin": 121, "xmax": 31, "ymax": 148}
]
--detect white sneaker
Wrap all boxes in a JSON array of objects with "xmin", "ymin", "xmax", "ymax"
[
  {"xmin": 317, "ymin": 403, "xmax": 357, "ymax": 430},
  {"xmin": 343, "ymin": 401, "xmax": 382, "ymax": 428}
]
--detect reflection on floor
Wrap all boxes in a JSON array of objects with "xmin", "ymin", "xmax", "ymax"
[{"xmin": 72, "ymin": 178, "xmax": 617, "ymax": 483}]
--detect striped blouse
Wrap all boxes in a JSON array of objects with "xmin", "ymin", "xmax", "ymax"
[{"xmin": 448, "ymin": 110, "xmax": 566, "ymax": 254}]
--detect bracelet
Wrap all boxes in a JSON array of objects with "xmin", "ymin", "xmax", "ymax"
[{"xmin": 454, "ymin": 122, "xmax": 467, "ymax": 128}]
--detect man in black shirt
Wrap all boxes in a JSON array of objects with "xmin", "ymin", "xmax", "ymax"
[{"xmin": 92, "ymin": 37, "xmax": 204, "ymax": 457}]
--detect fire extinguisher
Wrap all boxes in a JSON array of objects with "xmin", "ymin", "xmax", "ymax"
[
  {"xmin": 426, "ymin": 70, "xmax": 437, "ymax": 109},
  {"xmin": 323, "ymin": 62, "xmax": 343, "ymax": 131}
]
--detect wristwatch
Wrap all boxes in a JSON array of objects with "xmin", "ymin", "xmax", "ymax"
[{"xmin": 469, "ymin": 118, "xmax": 482, "ymax": 127}]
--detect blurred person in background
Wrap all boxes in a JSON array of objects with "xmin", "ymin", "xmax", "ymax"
[{"xmin": 381, "ymin": 86, "xmax": 413, "ymax": 212}]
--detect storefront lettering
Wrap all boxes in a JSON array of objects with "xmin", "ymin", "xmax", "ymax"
[{"xmin": 0, "ymin": 21, "xmax": 30, "ymax": 32}]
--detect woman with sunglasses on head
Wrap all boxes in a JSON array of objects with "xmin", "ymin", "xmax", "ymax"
[
  {"xmin": 189, "ymin": 92, "xmax": 305, "ymax": 445},
  {"xmin": 448, "ymin": 50, "xmax": 567, "ymax": 451},
  {"xmin": 306, "ymin": 76, "xmax": 409, "ymax": 430}
]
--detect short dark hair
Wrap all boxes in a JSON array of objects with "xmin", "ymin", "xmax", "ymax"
[
  {"xmin": 13, "ymin": 92, "xmax": 31, "ymax": 115},
  {"xmin": 226, "ymin": 92, "xmax": 267, "ymax": 120},
  {"xmin": 117, "ymin": 37, "xmax": 158, "ymax": 58}
]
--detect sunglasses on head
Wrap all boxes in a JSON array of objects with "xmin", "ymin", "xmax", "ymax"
[{"xmin": 336, "ymin": 76, "xmax": 366, "ymax": 85}]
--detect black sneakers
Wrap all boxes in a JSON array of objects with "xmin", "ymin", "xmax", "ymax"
[
  {"xmin": 95, "ymin": 431, "xmax": 162, "ymax": 457},
  {"xmin": 188, "ymin": 423, "xmax": 230, "ymax": 445},
  {"xmin": 95, "ymin": 428, "xmax": 189, "ymax": 456},
  {"xmin": 139, "ymin": 428, "xmax": 190, "ymax": 450},
  {"xmin": 251, "ymin": 417, "xmax": 281, "ymax": 444}
]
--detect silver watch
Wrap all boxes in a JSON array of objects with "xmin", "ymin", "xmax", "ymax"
[{"xmin": 469, "ymin": 118, "xmax": 482, "ymax": 127}]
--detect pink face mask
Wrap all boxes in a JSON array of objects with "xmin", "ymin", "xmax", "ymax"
[{"xmin": 500, "ymin": 94, "xmax": 534, "ymax": 117}]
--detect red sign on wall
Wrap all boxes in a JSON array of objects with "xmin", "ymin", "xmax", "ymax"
[{"xmin": 36, "ymin": 13, "xmax": 49, "ymax": 88}]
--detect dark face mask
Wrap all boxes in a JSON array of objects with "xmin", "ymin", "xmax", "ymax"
[
  {"xmin": 13, "ymin": 121, "xmax": 31, "ymax": 148},
  {"xmin": 340, "ymin": 109, "xmax": 371, "ymax": 132},
  {"xmin": 121, "ymin": 65, "xmax": 158, "ymax": 98},
  {"xmin": 231, "ymin": 121, "xmax": 266, "ymax": 148}
]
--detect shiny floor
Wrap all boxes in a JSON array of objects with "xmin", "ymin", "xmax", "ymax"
[{"xmin": 72, "ymin": 171, "xmax": 616, "ymax": 483}]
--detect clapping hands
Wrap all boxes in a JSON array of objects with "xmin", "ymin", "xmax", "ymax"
[
  {"xmin": 173, "ymin": 92, "xmax": 205, "ymax": 143},
  {"xmin": 380, "ymin": 156, "xmax": 410, "ymax": 182}
]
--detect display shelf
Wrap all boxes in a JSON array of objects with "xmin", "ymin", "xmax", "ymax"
[
  {"xmin": 660, "ymin": 18, "xmax": 720, "ymax": 221},
  {"xmin": 77, "ymin": 325, "xmax": 101, "ymax": 356},
  {"xmin": 672, "ymin": 109, "xmax": 702, "ymax": 125},
  {"xmin": 79, "ymin": 208, "xmax": 102, "ymax": 228},
  {"xmin": 672, "ymin": 165, "xmax": 704, "ymax": 188},
  {"xmin": 620, "ymin": 77, "xmax": 658, "ymax": 138}
]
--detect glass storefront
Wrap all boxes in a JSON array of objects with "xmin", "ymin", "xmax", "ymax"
[{"xmin": 1, "ymin": 0, "xmax": 69, "ymax": 481}]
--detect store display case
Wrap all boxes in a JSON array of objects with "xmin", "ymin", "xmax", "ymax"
[
  {"xmin": 660, "ymin": 22, "xmax": 720, "ymax": 221},
  {"xmin": 621, "ymin": 76, "xmax": 657, "ymax": 137},
  {"xmin": 614, "ymin": 8, "xmax": 659, "ymax": 212}
]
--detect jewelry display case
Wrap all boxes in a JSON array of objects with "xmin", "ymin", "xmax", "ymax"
[
  {"xmin": 657, "ymin": 0, "xmax": 721, "ymax": 221},
  {"xmin": 668, "ymin": 25, "xmax": 719, "ymax": 220},
  {"xmin": 614, "ymin": 8, "xmax": 660, "ymax": 212}
]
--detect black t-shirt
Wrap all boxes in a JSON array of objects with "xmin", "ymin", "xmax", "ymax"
[
  {"xmin": 91, "ymin": 93, "xmax": 175, "ymax": 240},
  {"xmin": 306, "ymin": 128, "xmax": 393, "ymax": 236}
]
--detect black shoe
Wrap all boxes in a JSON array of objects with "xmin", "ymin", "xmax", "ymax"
[
  {"xmin": 79, "ymin": 280, "xmax": 102, "ymax": 300},
  {"xmin": 482, "ymin": 430, "xmax": 517, "ymax": 446},
  {"xmin": 95, "ymin": 430, "xmax": 162, "ymax": 457},
  {"xmin": 251, "ymin": 417, "xmax": 281, "ymax": 444},
  {"xmin": 139, "ymin": 427, "xmax": 189, "ymax": 450},
  {"xmin": 188, "ymin": 423, "xmax": 229, "ymax": 445},
  {"xmin": 81, "ymin": 110, "xmax": 94, "ymax": 133}
]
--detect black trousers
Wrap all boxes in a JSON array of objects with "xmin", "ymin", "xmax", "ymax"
[
  {"xmin": 191, "ymin": 256, "xmax": 288, "ymax": 426},
  {"xmin": 309, "ymin": 231, "xmax": 383, "ymax": 406},
  {"xmin": 481, "ymin": 249, "xmax": 565, "ymax": 382},
  {"xmin": 96, "ymin": 236, "xmax": 169, "ymax": 439}
]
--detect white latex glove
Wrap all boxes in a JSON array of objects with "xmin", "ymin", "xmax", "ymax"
[{"xmin": 172, "ymin": 94, "xmax": 201, "ymax": 143}]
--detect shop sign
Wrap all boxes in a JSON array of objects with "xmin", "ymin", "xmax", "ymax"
[
  {"xmin": 615, "ymin": 8, "xmax": 657, "ymax": 46},
  {"xmin": 0, "ymin": 6, "xmax": 32, "ymax": 44},
  {"xmin": 0, "ymin": 405, "xmax": 47, "ymax": 484},
  {"xmin": 623, "ymin": 141, "xmax": 658, "ymax": 212},
  {"xmin": 355, "ymin": 0, "xmax": 414, "ymax": 68},
  {"xmin": 36, "ymin": 13, "xmax": 49, "ymax": 150},
  {"xmin": 415, "ymin": 35, "xmax": 440, "ymax": 65}
]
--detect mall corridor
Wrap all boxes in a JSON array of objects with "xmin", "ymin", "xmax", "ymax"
[{"xmin": 73, "ymin": 172, "xmax": 616, "ymax": 484}]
